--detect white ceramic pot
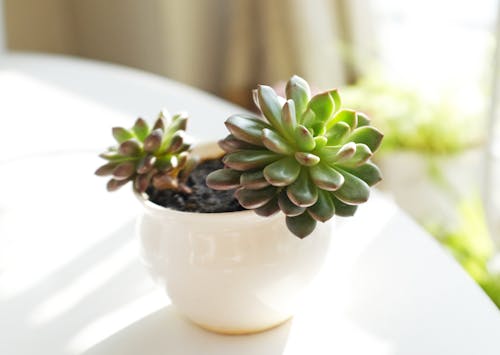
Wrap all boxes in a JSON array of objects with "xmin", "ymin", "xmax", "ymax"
[{"xmin": 136, "ymin": 143, "xmax": 332, "ymax": 334}]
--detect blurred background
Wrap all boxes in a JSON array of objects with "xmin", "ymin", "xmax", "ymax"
[{"xmin": 1, "ymin": 0, "xmax": 500, "ymax": 306}]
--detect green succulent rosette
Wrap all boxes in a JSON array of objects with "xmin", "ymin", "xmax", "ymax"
[
  {"xmin": 207, "ymin": 75, "xmax": 383, "ymax": 238},
  {"xmin": 95, "ymin": 110, "xmax": 197, "ymax": 193}
]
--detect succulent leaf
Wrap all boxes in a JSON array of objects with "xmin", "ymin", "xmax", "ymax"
[
  {"xmin": 137, "ymin": 155, "xmax": 156, "ymax": 174},
  {"xmin": 176, "ymin": 151, "xmax": 189, "ymax": 170},
  {"xmin": 331, "ymin": 195, "xmax": 358, "ymax": 216},
  {"xmin": 106, "ymin": 178, "xmax": 129, "ymax": 192},
  {"xmin": 132, "ymin": 118, "xmax": 150, "ymax": 141},
  {"xmin": 240, "ymin": 170, "xmax": 270, "ymax": 189},
  {"xmin": 333, "ymin": 168, "xmax": 370, "ymax": 204},
  {"xmin": 326, "ymin": 109, "xmax": 357, "ymax": 130},
  {"xmin": 301, "ymin": 108, "xmax": 316, "ymax": 127},
  {"xmin": 308, "ymin": 92, "xmax": 335, "ymax": 124},
  {"xmin": 263, "ymin": 156, "xmax": 301, "ymax": 186},
  {"xmin": 318, "ymin": 146, "xmax": 342, "ymax": 165},
  {"xmin": 112, "ymin": 127, "xmax": 134, "ymax": 143},
  {"xmin": 255, "ymin": 196, "xmax": 280, "ymax": 217},
  {"xmin": 308, "ymin": 189, "xmax": 335, "ymax": 222},
  {"xmin": 295, "ymin": 152, "xmax": 320, "ymax": 166},
  {"xmin": 225, "ymin": 114, "xmax": 269, "ymax": 146},
  {"xmin": 235, "ymin": 186, "xmax": 278, "ymax": 209},
  {"xmin": 153, "ymin": 174, "xmax": 178, "ymax": 190},
  {"xmin": 134, "ymin": 172, "xmax": 153, "ymax": 193},
  {"xmin": 119, "ymin": 139, "xmax": 141, "ymax": 156},
  {"xmin": 341, "ymin": 143, "xmax": 373, "ymax": 167},
  {"xmin": 257, "ymin": 85, "xmax": 285, "ymax": 133},
  {"xmin": 356, "ymin": 112, "xmax": 371, "ymax": 127},
  {"xmin": 144, "ymin": 129, "xmax": 163, "ymax": 153},
  {"xmin": 339, "ymin": 162, "xmax": 382, "ymax": 186},
  {"xmin": 170, "ymin": 113, "xmax": 188, "ymax": 131},
  {"xmin": 178, "ymin": 154, "xmax": 199, "ymax": 183},
  {"xmin": 335, "ymin": 142, "xmax": 357, "ymax": 162},
  {"xmin": 328, "ymin": 89, "xmax": 341, "ymax": 113},
  {"xmin": 314, "ymin": 136, "xmax": 328, "ymax": 150},
  {"xmin": 262, "ymin": 128, "xmax": 294, "ymax": 154},
  {"xmin": 286, "ymin": 75, "xmax": 311, "ymax": 117},
  {"xmin": 95, "ymin": 162, "xmax": 118, "ymax": 176},
  {"xmin": 218, "ymin": 135, "xmax": 261, "ymax": 153},
  {"xmin": 278, "ymin": 191, "xmax": 306, "ymax": 217},
  {"xmin": 309, "ymin": 163, "xmax": 344, "ymax": 191},
  {"xmin": 286, "ymin": 169, "xmax": 318, "ymax": 207},
  {"xmin": 156, "ymin": 155, "xmax": 174, "ymax": 171},
  {"xmin": 113, "ymin": 162, "xmax": 136, "ymax": 180},
  {"xmin": 348, "ymin": 126, "xmax": 384, "ymax": 153},
  {"xmin": 281, "ymin": 100, "xmax": 298, "ymax": 138},
  {"xmin": 294, "ymin": 125, "xmax": 316, "ymax": 151},
  {"xmin": 223, "ymin": 150, "xmax": 280, "ymax": 170},
  {"xmin": 252, "ymin": 89, "xmax": 261, "ymax": 111},
  {"xmin": 166, "ymin": 131, "xmax": 186, "ymax": 154},
  {"xmin": 161, "ymin": 113, "xmax": 188, "ymax": 150},
  {"xmin": 206, "ymin": 168, "xmax": 242, "ymax": 190},
  {"xmin": 326, "ymin": 121, "xmax": 351, "ymax": 145},
  {"xmin": 153, "ymin": 116, "xmax": 165, "ymax": 131},
  {"xmin": 286, "ymin": 213, "xmax": 317, "ymax": 239}
]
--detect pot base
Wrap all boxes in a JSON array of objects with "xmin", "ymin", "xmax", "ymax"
[{"xmin": 192, "ymin": 316, "xmax": 293, "ymax": 335}]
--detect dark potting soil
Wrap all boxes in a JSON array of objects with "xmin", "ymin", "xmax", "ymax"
[{"xmin": 146, "ymin": 159, "xmax": 245, "ymax": 213}]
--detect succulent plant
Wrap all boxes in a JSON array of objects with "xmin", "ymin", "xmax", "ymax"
[
  {"xmin": 206, "ymin": 75, "xmax": 383, "ymax": 238},
  {"xmin": 95, "ymin": 110, "xmax": 197, "ymax": 193}
]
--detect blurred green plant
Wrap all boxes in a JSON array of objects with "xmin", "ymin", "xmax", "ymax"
[
  {"xmin": 427, "ymin": 195, "xmax": 500, "ymax": 308},
  {"xmin": 343, "ymin": 75, "xmax": 482, "ymax": 155},
  {"xmin": 344, "ymin": 73, "xmax": 498, "ymax": 306}
]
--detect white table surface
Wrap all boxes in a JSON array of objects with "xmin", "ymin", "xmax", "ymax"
[{"xmin": 1, "ymin": 53, "xmax": 500, "ymax": 355}]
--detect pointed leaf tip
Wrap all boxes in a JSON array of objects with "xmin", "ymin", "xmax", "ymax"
[
  {"xmin": 112, "ymin": 127, "xmax": 134, "ymax": 143},
  {"xmin": 349, "ymin": 126, "xmax": 384, "ymax": 153},
  {"xmin": 308, "ymin": 92, "xmax": 335, "ymax": 123},
  {"xmin": 286, "ymin": 75, "xmax": 311, "ymax": 118},
  {"xmin": 257, "ymin": 85, "xmax": 285, "ymax": 132},
  {"xmin": 286, "ymin": 169, "xmax": 318, "ymax": 207},
  {"xmin": 295, "ymin": 152, "xmax": 320, "ymax": 166},
  {"xmin": 132, "ymin": 118, "xmax": 150, "ymax": 141},
  {"xmin": 286, "ymin": 213, "xmax": 317, "ymax": 238},
  {"xmin": 294, "ymin": 125, "xmax": 316, "ymax": 152},
  {"xmin": 225, "ymin": 114, "xmax": 268, "ymax": 146}
]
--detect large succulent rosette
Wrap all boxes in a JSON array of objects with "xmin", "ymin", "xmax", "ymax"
[{"xmin": 207, "ymin": 75, "xmax": 383, "ymax": 238}]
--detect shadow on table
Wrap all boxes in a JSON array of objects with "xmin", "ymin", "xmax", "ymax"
[
  {"xmin": 346, "ymin": 213, "xmax": 500, "ymax": 355},
  {"xmin": 82, "ymin": 305, "xmax": 293, "ymax": 355},
  {"xmin": 0, "ymin": 219, "xmax": 152, "ymax": 354}
]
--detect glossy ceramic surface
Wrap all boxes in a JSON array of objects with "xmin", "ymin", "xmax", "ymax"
[{"xmin": 136, "ymin": 144, "xmax": 332, "ymax": 334}]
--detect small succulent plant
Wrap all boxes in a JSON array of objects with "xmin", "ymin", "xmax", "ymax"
[
  {"xmin": 95, "ymin": 110, "xmax": 197, "ymax": 193},
  {"xmin": 207, "ymin": 75, "xmax": 383, "ymax": 238}
]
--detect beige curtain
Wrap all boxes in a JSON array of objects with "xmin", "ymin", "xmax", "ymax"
[
  {"xmin": 5, "ymin": 0, "xmax": 375, "ymax": 107},
  {"xmin": 0, "ymin": 0, "xmax": 5, "ymax": 52}
]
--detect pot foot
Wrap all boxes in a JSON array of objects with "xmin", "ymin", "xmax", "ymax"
[{"xmin": 192, "ymin": 316, "xmax": 293, "ymax": 335}]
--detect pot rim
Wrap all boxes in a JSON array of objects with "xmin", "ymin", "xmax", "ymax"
[
  {"xmin": 134, "ymin": 190, "xmax": 256, "ymax": 218},
  {"xmin": 135, "ymin": 139, "xmax": 270, "ymax": 220}
]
